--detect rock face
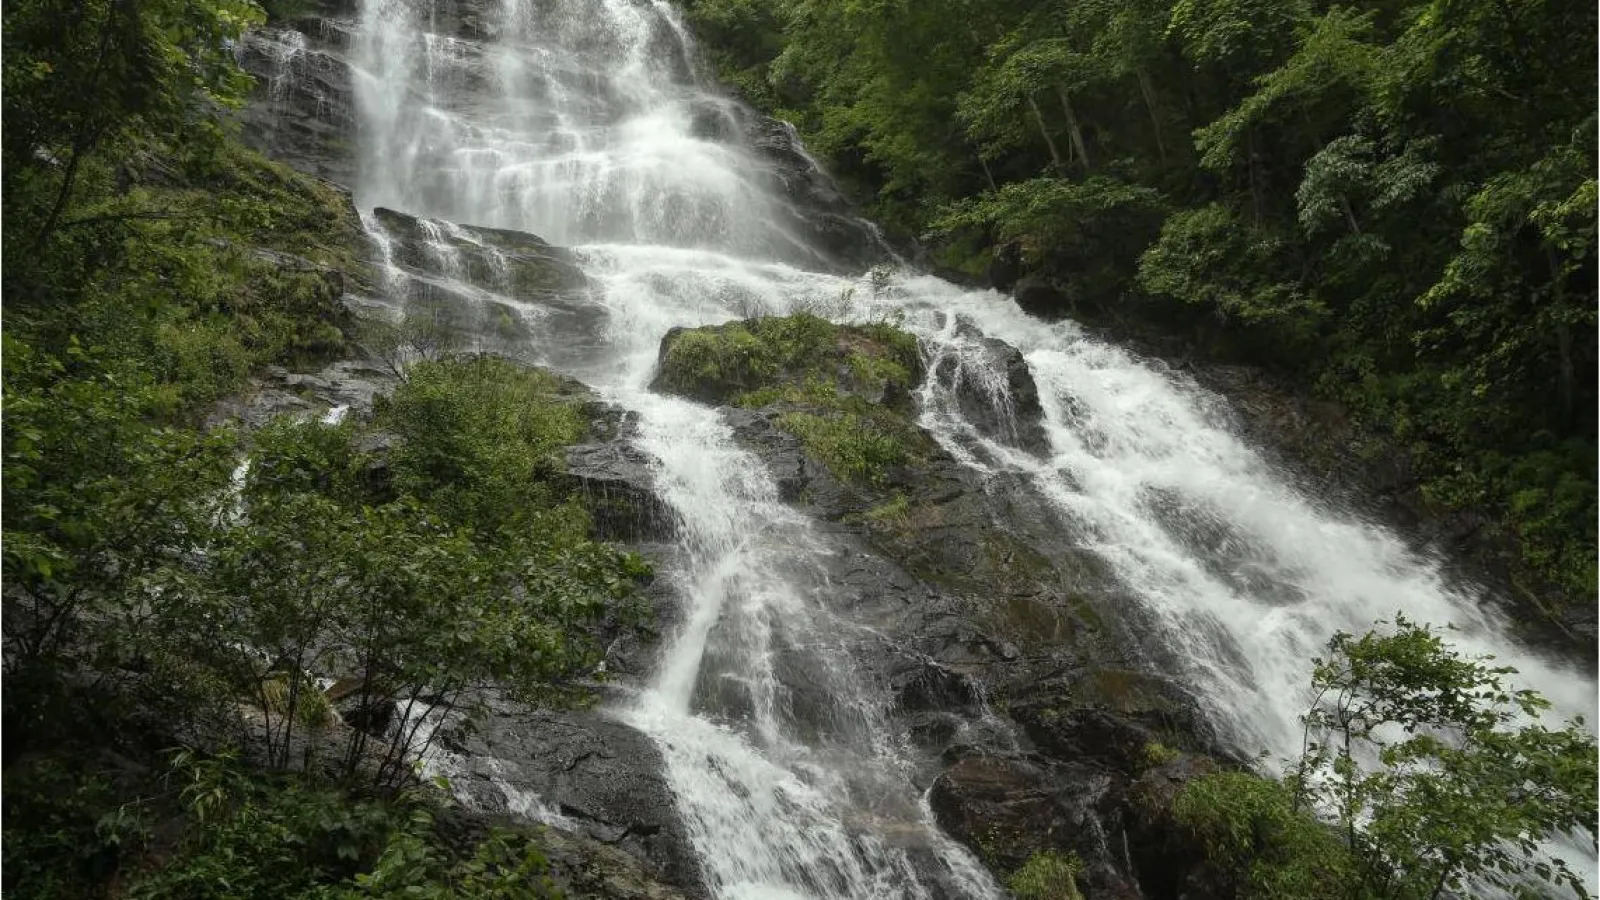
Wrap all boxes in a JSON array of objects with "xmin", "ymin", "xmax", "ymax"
[
  {"xmin": 360, "ymin": 206, "xmax": 610, "ymax": 366},
  {"xmin": 445, "ymin": 704, "xmax": 701, "ymax": 894},
  {"xmin": 932, "ymin": 330, "xmax": 1050, "ymax": 456},
  {"xmin": 237, "ymin": 23, "xmax": 359, "ymax": 185},
  {"xmin": 740, "ymin": 114, "xmax": 894, "ymax": 273},
  {"xmin": 369, "ymin": 207, "xmax": 589, "ymax": 299},
  {"xmin": 651, "ymin": 316, "xmax": 1224, "ymax": 897},
  {"xmin": 1012, "ymin": 273, "xmax": 1072, "ymax": 319}
]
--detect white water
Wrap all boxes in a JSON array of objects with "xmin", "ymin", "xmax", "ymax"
[{"xmin": 303, "ymin": 0, "xmax": 1597, "ymax": 895}]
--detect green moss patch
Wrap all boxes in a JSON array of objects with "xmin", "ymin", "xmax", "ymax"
[{"xmin": 654, "ymin": 314, "xmax": 931, "ymax": 485}]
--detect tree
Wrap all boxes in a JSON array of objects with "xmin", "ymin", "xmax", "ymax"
[{"xmin": 1291, "ymin": 616, "xmax": 1597, "ymax": 900}]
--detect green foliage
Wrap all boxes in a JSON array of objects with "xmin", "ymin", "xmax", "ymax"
[
  {"xmin": 1, "ymin": 758, "xmax": 144, "ymax": 899},
  {"xmin": 777, "ymin": 410, "xmax": 911, "ymax": 486},
  {"xmin": 1143, "ymin": 741, "xmax": 1182, "ymax": 767},
  {"xmin": 1008, "ymin": 850, "xmax": 1086, "ymax": 900},
  {"xmin": 1175, "ymin": 618, "xmax": 1598, "ymax": 900},
  {"xmin": 1292, "ymin": 616, "xmax": 1598, "ymax": 899},
  {"xmin": 1, "ymin": 3, "xmax": 643, "ymax": 896},
  {"xmin": 656, "ymin": 314, "xmax": 928, "ymax": 484},
  {"xmin": 1138, "ymin": 203, "xmax": 1321, "ymax": 328},
  {"xmin": 166, "ymin": 361, "xmax": 648, "ymax": 782},
  {"xmin": 690, "ymin": 0, "xmax": 1599, "ymax": 612},
  {"xmin": 864, "ymin": 492, "xmax": 912, "ymax": 525},
  {"xmin": 3, "ymin": 751, "xmax": 560, "ymax": 900},
  {"xmin": 374, "ymin": 356, "xmax": 585, "ymax": 535},
  {"xmin": 1174, "ymin": 771, "xmax": 1351, "ymax": 900}
]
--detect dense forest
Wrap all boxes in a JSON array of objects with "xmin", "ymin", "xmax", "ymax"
[
  {"xmin": 681, "ymin": 0, "xmax": 1598, "ymax": 614},
  {"xmin": 2, "ymin": 0, "xmax": 648, "ymax": 895}
]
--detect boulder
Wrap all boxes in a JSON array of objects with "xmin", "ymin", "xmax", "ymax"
[
  {"xmin": 986, "ymin": 241, "xmax": 1025, "ymax": 293},
  {"xmin": 1013, "ymin": 273, "xmax": 1071, "ymax": 320},
  {"xmin": 933, "ymin": 331, "xmax": 1049, "ymax": 456},
  {"xmin": 446, "ymin": 704, "xmax": 702, "ymax": 894}
]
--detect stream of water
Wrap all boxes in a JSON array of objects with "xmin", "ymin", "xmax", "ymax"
[{"xmin": 255, "ymin": 0, "xmax": 1599, "ymax": 894}]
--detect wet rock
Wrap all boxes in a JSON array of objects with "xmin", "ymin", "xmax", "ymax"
[
  {"xmin": 560, "ymin": 409, "xmax": 675, "ymax": 543},
  {"xmin": 206, "ymin": 359, "xmax": 395, "ymax": 429},
  {"xmin": 1013, "ymin": 273, "xmax": 1071, "ymax": 319},
  {"xmin": 934, "ymin": 332, "xmax": 1049, "ymax": 456},
  {"xmin": 370, "ymin": 206, "xmax": 589, "ymax": 298},
  {"xmin": 433, "ymin": 803, "xmax": 693, "ymax": 900},
  {"xmin": 986, "ymin": 241, "xmax": 1025, "ymax": 293},
  {"xmin": 741, "ymin": 114, "xmax": 891, "ymax": 272},
  {"xmin": 237, "ymin": 25, "xmax": 360, "ymax": 185},
  {"xmin": 649, "ymin": 313, "xmax": 1233, "ymax": 897},
  {"xmin": 930, "ymin": 755, "xmax": 1147, "ymax": 900},
  {"xmin": 448, "ymin": 705, "xmax": 702, "ymax": 893},
  {"xmin": 1122, "ymin": 753, "xmax": 1222, "ymax": 899}
]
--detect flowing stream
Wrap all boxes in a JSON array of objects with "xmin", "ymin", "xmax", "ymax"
[{"xmin": 266, "ymin": 0, "xmax": 1600, "ymax": 895}]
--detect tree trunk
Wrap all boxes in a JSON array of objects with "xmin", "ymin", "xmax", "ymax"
[
  {"xmin": 1054, "ymin": 84, "xmax": 1091, "ymax": 170},
  {"xmin": 1026, "ymin": 93, "xmax": 1064, "ymax": 170},
  {"xmin": 1135, "ymin": 69, "xmax": 1167, "ymax": 162},
  {"xmin": 1246, "ymin": 129, "xmax": 1263, "ymax": 225},
  {"xmin": 1549, "ymin": 249, "xmax": 1576, "ymax": 427},
  {"xmin": 1339, "ymin": 195, "xmax": 1362, "ymax": 234},
  {"xmin": 978, "ymin": 152, "xmax": 998, "ymax": 192}
]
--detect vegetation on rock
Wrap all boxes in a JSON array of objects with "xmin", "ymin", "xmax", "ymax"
[
  {"xmin": 654, "ymin": 313, "xmax": 931, "ymax": 484},
  {"xmin": 679, "ymin": 0, "xmax": 1598, "ymax": 613},
  {"xmin": 1008, "ymin": 850, "xmax": 1087, "ymax": 900}
]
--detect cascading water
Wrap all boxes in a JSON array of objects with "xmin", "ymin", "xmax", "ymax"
[
  {"xmin": 347, "ymin": 1, "xmax": 999, "ymax": 896},
  {"xmin": 315, "ymin": 0, "xmax": 1597, "ymax": 894}
]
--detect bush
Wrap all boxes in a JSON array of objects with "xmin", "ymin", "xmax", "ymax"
[
  {"xmin": 1008, "ymin": 851, "xmax": 1085, "ymax": 900},
  {"xmin": 1173, "ymin": 772, "xmax": 1350, "ymax": 900}
]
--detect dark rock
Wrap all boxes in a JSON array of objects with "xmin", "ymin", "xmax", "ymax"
[
  {"xmin": 434, "ymin": 805, "xmax": 693, "ymax": 900},
  {"xmin": 1012, "ymin": 273, "xmax": 1070, "ymax": 319},
  {"xmin": 934, "ymin": 331, "xmax": 1049, "ymax": 455},
  {"xmin": 237, "ymin": 25, "xmax": 359, "ymax": 185},
  {"xmin": 1123, "ymin": 753, "xmax": 1223, "ymax": 900},
  {"xmin": 206, "ymin": 359, "xmax": 395, "ymax": 430},
  {"xmin": 928, "ymin": 755, "xmax": 1143, "ymax": 899},
  {"xmin": 370, "ymin": 206, "xmax": 589, "ymax": 298},
  {"xmin": 741, "ymin": 114, "xmax": 891, "ymax": 272},
  {"xmin": 986, "ymin": 241, "xmax": 1025, "ymax": 293},
  {"xmin": 560, "ymin": 410, "xmax": 676, "ymax": 543},
  {"xmin": 449, "ymin": 705, "xmax": 702, "ymax": 894}
]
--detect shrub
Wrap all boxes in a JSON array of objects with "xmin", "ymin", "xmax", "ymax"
[{"xmin": 1008, "ymin": 851, "xmax": 1085, "ymax": 900}]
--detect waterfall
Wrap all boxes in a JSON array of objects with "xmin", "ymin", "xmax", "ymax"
[{"xmin": 304, "ymin": 0, "xmax": 1599, "ymax": 895}]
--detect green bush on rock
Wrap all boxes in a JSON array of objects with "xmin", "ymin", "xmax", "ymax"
[
  {"xmin": 1008, "ymin": 850, "xmax": 1086, "ymax": 900},
  {"xmin": 653, "ymin": 314, "xmax": 930, "ymax": 485},
  {"xmin": 1173, "ymin": 617, "xmax": 1598, "ymax": 900}
]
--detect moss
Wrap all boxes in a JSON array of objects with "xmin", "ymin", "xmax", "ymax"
[
  {"xmin": 1143, "ymin": 741, "xmax": 1182, "ymax": 767},
  {"xmin": 777, "ymin": 410, "xmax": 912, "ymax": 485},
  {"xmin": 1008, "ymin": 851, "xmax": 1085, "ymax": 900},
  {"xmin": 864, "ymin": 491, "xmax": 912, "ymax": 525},
  {"xmin": 655, "ymin": 313, "xmax": 921, "ymax": 408},
  {"xmin": 656, "ymin": 314, "xmax": 930, "ymax": 484}
]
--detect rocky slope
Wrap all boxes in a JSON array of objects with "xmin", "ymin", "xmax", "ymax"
[{"xmin": 650, "ymin": 317, "xmax": 1225, "ymax": 897}]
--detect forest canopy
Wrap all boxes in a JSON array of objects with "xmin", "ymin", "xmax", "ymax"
[{"xmin": 681, "ymin": 0, "xmax": 1599, "ymax": 614}]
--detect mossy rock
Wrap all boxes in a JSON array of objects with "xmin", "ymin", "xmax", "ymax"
[
  {"xmin": 653, "ymin": 314, "xmax": 932, "ymax": 485},
  {"xmin": 652, "ymin": 314, "xmax": 922, "ymax": 408}
]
